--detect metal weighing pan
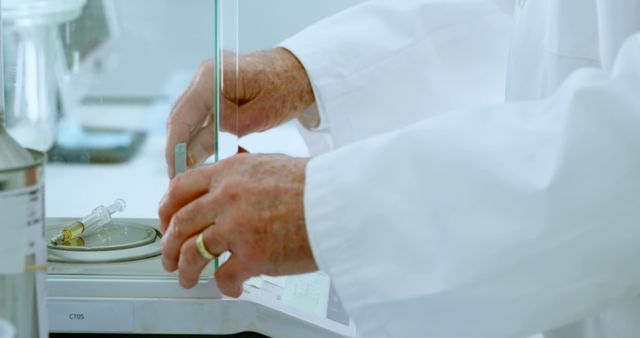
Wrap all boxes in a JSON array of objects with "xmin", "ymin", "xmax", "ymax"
[{"xmin": 46, "ymin": 221, "xmax": 162, "ymax": 263}]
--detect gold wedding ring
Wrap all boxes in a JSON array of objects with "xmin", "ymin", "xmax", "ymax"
[{"xmin": 196, "ymin": 233, "xmax": 217, "ymax": 261}]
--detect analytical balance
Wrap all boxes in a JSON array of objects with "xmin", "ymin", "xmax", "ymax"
[
  {"xmin": 0, "ymin": 0, "xmax": 356, "ymax": 335},
  {"xmin": 46, "ymin": 217, "xmax": 356, "ymax": 337}
]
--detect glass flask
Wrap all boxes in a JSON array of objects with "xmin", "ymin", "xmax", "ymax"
[{"xmin": 1, "ymin": 0, "xmax": 85, "ymax": 152}]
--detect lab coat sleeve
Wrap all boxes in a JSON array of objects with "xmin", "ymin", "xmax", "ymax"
[
  {"xmin": 304, "ymin": 33, "xmax": 640, "ymax": 338},
  {"xmin": 279, "ymin": 0, "xmax": 513, "ymax": 147}
]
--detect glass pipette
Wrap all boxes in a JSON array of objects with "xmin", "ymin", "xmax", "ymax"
[{"xmin": 49, "ymin": 199, "xmax": 126, "ymax": 245}]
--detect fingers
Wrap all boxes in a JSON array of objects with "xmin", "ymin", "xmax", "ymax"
[
  {"xmin": 161, "ymin": 192, "xmax": 221, "ymax": 272},
  {"xmin": 187, "ymin": 123, "xmax": 215, "ymax": 168},
  {"xmin": 214, "ymin": 255, "xmax": 257, "ymax": 298},
  {"xmin": 158, "ymin": 166, "xmax": 217, "ymax": 232},
  {"xmin": 177, "ymin": 225, "xmax": 228, "ymax": 289},
  {"xmin": 186, "ymin": 123, "xmax": 216, "ymax": 167},
  {"xmin": 177, "ymin": 84, "xmax": 243, "ymax": 169},
  {"xmin": 176, "ymin": 234, "xmax": 211, "ymax": 289},
  {"xmin": 166, "ymin": 60, "xmax": 215, "ymax": 178}
]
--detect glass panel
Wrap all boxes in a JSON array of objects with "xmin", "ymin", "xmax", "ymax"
[
  {"xmin": 0, "ymin": 0, "xmax": 237, "ymax": 279},
  {"xmin": 217, "ymin": 0, "xmax": 239, "ymax": 159}
]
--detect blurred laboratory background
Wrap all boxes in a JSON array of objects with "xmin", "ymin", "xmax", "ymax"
[{"xmin": 2, "ymin": 0, "xmax": 364, "ymax": 219}]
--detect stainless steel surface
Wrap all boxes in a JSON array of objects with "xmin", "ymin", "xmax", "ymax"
[
  {"xmin": 46, "ymin": 220, "xmax": 162, "ymax": 263},
  {"xmin": 47, "ymin": 237, "xmax": 161, "ymax": 263},
  {"xmin": 47, "ymin": 221, "xmax": 157, "ymax": 252},
  {"xmin": 46, "ymin": 218, "xmax": 214, "ymax": 278},
  {"xmin": 0, "ymin": 150, "xmax": 43, "ymax": 190}
]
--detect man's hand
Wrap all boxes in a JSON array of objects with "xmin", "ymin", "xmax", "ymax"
[
  {"xmin": 165, "ymin": 48, "xmax": 315, "ymax": 177},
  {"xmin": 158, "ymin": 154, "xmax": 318, "ymax": 297}
]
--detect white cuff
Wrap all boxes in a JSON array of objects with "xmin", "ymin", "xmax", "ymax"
[{"xmin": 277, "ymin": 46, "xmax": 333, "ymax": 132}]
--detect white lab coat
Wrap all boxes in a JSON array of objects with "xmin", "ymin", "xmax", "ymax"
[{"xmin": 281, "ymin": 0, "xmax": 640, "ymax": 337}]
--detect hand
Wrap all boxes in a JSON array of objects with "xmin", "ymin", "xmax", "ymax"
[
  {"xmin": 158, "ymin": 154, "xmax": 318, "ymax": 297},
  {"xmin": 165, "ymin": 48, "xmax": 315, "ymax": 177}
]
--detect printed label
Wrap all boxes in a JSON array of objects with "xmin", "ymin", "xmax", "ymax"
[
  {"xmin": 0, "ymin": 187, "xmax": 30, "ymax": 274},
  {"xmin": 0, "ymin": 184, "xmax": 47, "ymax": 338},
  {"xmin": 48, "ymin": 302, "xmax": 134, "ymax": 333}
]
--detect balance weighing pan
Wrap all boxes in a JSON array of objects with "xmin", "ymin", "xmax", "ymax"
[{"xmin": 46, "ymin": 220, "xmax": 162, "ymax": 263}]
